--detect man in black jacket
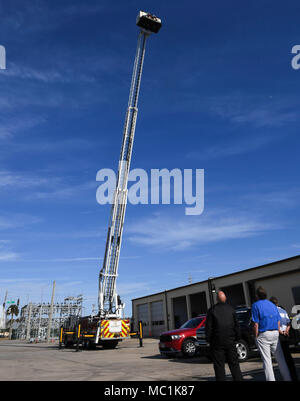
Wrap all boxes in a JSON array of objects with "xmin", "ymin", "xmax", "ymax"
[{"xmin": 205, "ymin": 291, "xmax": 243, "ymax": 381}]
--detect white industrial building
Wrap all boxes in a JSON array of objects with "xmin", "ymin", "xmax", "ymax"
[
  {"xmin": 0, "ymin": 305, "xmax": 6, "ymax": 330},
  {"xmin": 132, "ymin": 255, "xmax": 300, "ymax": 337}
]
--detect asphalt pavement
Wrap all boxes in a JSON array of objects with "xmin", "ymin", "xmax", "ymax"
[{"xmin": 0, "ymin": 338, "xmax": 299, "ymax": 381}]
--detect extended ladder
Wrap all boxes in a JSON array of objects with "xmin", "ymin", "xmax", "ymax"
[{"xmin": 98, "ymin": 12, "xmax": 162, "ymax": 318}]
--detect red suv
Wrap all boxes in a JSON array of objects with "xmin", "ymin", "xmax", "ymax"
[{"xmin": 159, "ymin": 315, "xmax": 206, "ymax": 358}]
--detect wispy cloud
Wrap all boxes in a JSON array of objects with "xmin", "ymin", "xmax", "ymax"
[
  {"xmin": 27, "ymin": 180, "xmax": 96, "ymax": 202},
  {"xmin": 0, "ymin": 239, "xmax": 19, "ymax": 262},
  {"xmin": 0, "ymin": 276, "xmax": 152, "ymax": 315},
  {"xmin": 0, "ymin": 170, "xmax": 98, "ymax": 204},
  {"xmin": 0, "ymin": 240, "xmax": 10, "ymax": 245},
  {"xmin": 127, "ymin": 211, "xmax": 276, "ymax": 251},
  {"xmin": 242, "ymin": 189, "xmax": 300, "ymax": 208},
  {"xmin": 210, "ymin": 96, "xmax": 299, "ymax": 128},
  {"xmin": 0, "ymin": 252, "xmax": 19, "ymax": 261},
  {"xmin": 43, "ymin": 257, "xmax": 99, "ymax": 262},
  {"xmin": 0, "ymin": 277, "xmax": 86, "ymax": 305},
  {"xmin": 185, "ymin": 94, "xmax": 300, "ymax": 160},
  {"xmin": 18, "ymin": 255, "xmax": 139, "ymax": 263},
  {"xmin": 0, "ymin": 2, "xmax": 106, "ymax": 34},
  {"xmin": 185, "ymin": 94, "xmax": 300, "ymax": 128},
  {"xmin": 1, "ymin": 62, "xmax": 96, "ymax": 84},
  {"xmin": 0, "ymin": 214, "xmax": 42, "ymax": 230},
  {"xmin": 2, "ymin": 138, "xmax": 96, "ymax": 159},
  {"xmin": 230, "ymin": 109, "xmax": 298, "ymax": 127},
  {"xmin": 117, "ymin": 281, "xmax": 154, "ymax": 297},
  {"xmin": 187, "ymin": 133, "xmax": 278, "ymax": 160},
  {"xmin": 0, "ymin": 170, "xmax": 54, "ymax": 188},
  {"xmin": 0, "ymin": 115, "xmax": 45, "ymax": 140}
]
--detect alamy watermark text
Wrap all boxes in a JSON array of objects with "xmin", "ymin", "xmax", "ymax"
[{"xmin": 96, "ymin": 168, "xmax": 204, "ymax": 216}]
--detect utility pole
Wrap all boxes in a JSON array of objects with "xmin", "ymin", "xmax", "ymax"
[
  {"xmin": 26, "ymin": 303, "xmax": 32, "ymax": 341},
  {"xmin": 47, "ymin": 281, "xmax": 56, "ymax": 343},
  {"xmin": 37, "ymin": 303, "xmax": 42, "ymax": 339},
  {"xmin": 207, "ymin": 278, "xmax": 216, "ymax": 308},
  {"xmin": 3, "ymin": 290, "xmax": 7, "ymax": 308}
]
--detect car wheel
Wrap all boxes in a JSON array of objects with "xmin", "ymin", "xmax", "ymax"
[
  {"xmin": 236, "ymin": 340, "xmax": 249, "ymax": 362},
  {"xmin": 181, "ymin": 338, "xmax": 197, "ymax": 358}
]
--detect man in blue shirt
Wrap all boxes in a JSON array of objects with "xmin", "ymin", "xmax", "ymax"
[{"xmin": 251, "ymin": 287, "xmax": 291, "ymax": 381}]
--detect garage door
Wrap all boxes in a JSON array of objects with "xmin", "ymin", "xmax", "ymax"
[
  {"xmin": 151, "ymin": 301, "xmax": 165, "ymax": 337},
  {"xmin": 137, "ymin": 303, "xmax": 149, "ymax": 336},
  {"xmin": 173, "ymin": 296, "xmax": 188, "ymax": 328}
]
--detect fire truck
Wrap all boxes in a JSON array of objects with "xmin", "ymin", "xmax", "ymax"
[{"xmin": 61, "ymin": 11, "xmax": 162, "ymax": 350}]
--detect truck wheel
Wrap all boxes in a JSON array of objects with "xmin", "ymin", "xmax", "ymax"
[
  {"xmin": 102, "ymin": 340, "xmax": 118, "ymax": 349},
  {"xmin": 64, "ymin": 340, "xmax": 74, "ymax": 348},
  {"xmin": 236, "ymin": 340, "xmax": 249, "ymax": 362},
  {"xmin": 87, "ymin": 341, "xmax": 96, "ymax": 350},
  {"xmin": 181, "ymin": 338, "xmax": 196, "ymax": 358}
]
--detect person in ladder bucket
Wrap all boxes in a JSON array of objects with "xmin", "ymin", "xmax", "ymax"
[
  {"xmin": 269, "ymin": 296, "xmax": 298, "ymax": 381},
  {"xmin": 205, "ymin": 291, "xmax": 243, "ymax": 381}
]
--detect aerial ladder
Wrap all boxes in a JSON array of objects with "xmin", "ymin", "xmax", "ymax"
[
  {"xmin": 98, "ymin": 11, "xmax": 162, "ymax": 320},
  {"xmin": 61, "ymin": 11, "xmax": 162, "ymax": 350}
]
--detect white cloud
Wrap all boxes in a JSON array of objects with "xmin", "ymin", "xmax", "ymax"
[
  {"xmin": 0, "ymin": 239, "xmax": 19, "ymax": 262},
  {"xmin": 0, "ymin": 252, "xmax": 18, "ymax": 261},
  {"xmin": 0, "ymin": 278, "xmax": 86, "ymax": 306},
  {"xmin": 18, "ymin": 255, "xmax": 139, "ymax": 263},
  {"xmin": 0, "ymin": 116, "xmax": 45, "ymax": 140},
  {"xmin": 0, "ymin": 170, "xmax": 53, "ymax": 188},
  {"xmin": 2, "ymin": 63, "xmax": 96, "ymax": 84},
  {"xmin": 187, "ymin": 133, "xmax": 277, "ymax": 160},
  {"xmin": 242, "ymin": 189, "xmax": 300, "ymax": 208},
  {"xmin": 117, "ymin": 281, "xmax": 153, "ymax": 296},
  {"xmin": 182, "ymin": 94, "xmax": 299, "ymax": 160},
  {"xmin": 0, "ymin": 170, "xmax": 98, "ymax": 204},
  {"xmin": 127, "ymin": 211, "xmax": 276, "ymax": 251},
  {"xmin": 0, "ymin": 2, "xmax": 106, "ymax": 34},
  {"xmin": 11, "ymin": 138, "xmax": 94, "ymax": 154},
  {"xmin": 198, "ymin": 94, "xmax": 300, "ymax": 128},
  {"xmin": 0, "ymin": 240, "xmax": 10, "ymax": 245},
  {"xmin": 27, "ymin": 180, "xmax": 96, "ymax": 201},
  {"xmin": 230, "ymin": 109, "xmax": 297, "ymax": 127},
  {"xmin": 0, "ymin": 214, "xmax": 42, "ymax": 230},
  {"xmin": 45, "ymin": 257, "xmax": 99, "ymax": 262},
  {"xmin": 0, "ymin": 276, "xmax": 149, "ymax": 317},
  {"xmin": 185, "ymin": 94, "xmax": 298, "ymax": 161}
]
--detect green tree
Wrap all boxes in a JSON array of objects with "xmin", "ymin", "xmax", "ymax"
[{"xmin": 6, "ymin": 304, "xmax": 19, "ymax": 340}]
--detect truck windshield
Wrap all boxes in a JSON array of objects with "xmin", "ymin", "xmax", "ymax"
[{"xmin": 180, "ymin": 317, "xmax": 204, "ymax": 329}]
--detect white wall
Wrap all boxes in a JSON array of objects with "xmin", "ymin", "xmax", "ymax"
[
  {"xmin": 254, "ymin": 272, "xmax": 300, "ymax": 313},
  {"xmin": 0, "ymin": 305, "xmax": 6, "ymax": 329}
]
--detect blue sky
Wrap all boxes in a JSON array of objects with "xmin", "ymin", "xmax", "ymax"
[{"xmin": 0, "ymin": 0, "xmax": 300, "ymax": 316}]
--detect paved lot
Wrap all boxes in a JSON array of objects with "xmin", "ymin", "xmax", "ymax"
[{"xmin": 0, "ymin": 339, "xmax": 299, "ymax": 381}]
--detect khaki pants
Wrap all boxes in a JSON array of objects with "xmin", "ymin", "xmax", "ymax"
[{"xmin": 256, "ymin": 330, "xmax": 291, "ymax": 381}]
